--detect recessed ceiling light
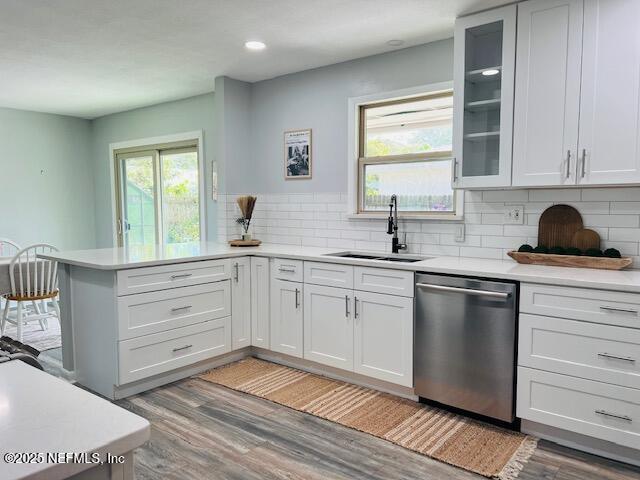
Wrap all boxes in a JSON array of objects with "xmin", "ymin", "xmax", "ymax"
[
  {"xmin": 245, "ymin": 40, "xmax": 266, "ymax": 51},
  {"xmin": 386, "ymin": 39, "xmax": 404, "ymax": 47},
  {"xmin": 482, "ymin": 69, "xmax": 500, "ymax": 76}
]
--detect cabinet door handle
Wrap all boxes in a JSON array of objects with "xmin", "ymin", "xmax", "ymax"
[
  {"xmin": 295, "ymin": 288, "xmax": 300, "ymax": 308},
  {"xmin": 354, "ymin": 296, "xmax": 359, "ymax": 319},
  {"xmin": 580, "ymin": 149, "xmax": 586, "ymax": 178},
  {"xmin": 600, "ymin": 306, "xmax": 638, "ymax": 316},
  {"xmin": 598, "ymin": 352, "xmax": 636, "ymax": 363},
  {"xmin": 595, "ymin": 409, "xmax": 632, "ymax": 422},
  {"xmin": 234, "ymin": 262, "xmax": 239, "ymax": 282},
  {"xmin": 452, "ymin": 158, "xmax": 458, "ymax": 185},
  {"xmin": 171, "ymin": 305, "xmax": 192, "ymax": 313},
  {"xmin": 345, "ymin": 295, "xmax": 350, "ymax": 317},
  {"xmin": 172, "ymin": 344, "xmax": 193, "ymax": 353},
  {"xmin": 565, "ymin": 150, "xmax": 571, "ymax": 178},
  {"xmin": 171, "ymin": 273, "xmax": 192, "ymax": 280}
]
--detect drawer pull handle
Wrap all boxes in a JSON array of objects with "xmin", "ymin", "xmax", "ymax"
[
  {"xmin": 171, "ymin": 273, "xmax": 193, "ymax": 280},
  {"xmin": 171, "ymin": 305, "xmax": 192, "ymax": 313},
  {"xmin": 172, "ymin": 344, "xmax": 193, "ymax": 353},
  {"xmin": 598, "ymin": 352, "xmax": 636, "ymax": 363},
  {"xmin": 595, "ymin": 410, "xmax": 632, "ymax": 422},
  {"xmin": 279, "ymin": 267, "xmax": 296, "ymax": 273},
  {"xmin": 599, "ymin": 306, "xmax": 638, "ymax": 315}
]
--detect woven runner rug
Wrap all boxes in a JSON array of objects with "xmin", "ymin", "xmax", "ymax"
[{"xmin": 199, "ymin": 357, "xmax": 537, "ymax": 480}]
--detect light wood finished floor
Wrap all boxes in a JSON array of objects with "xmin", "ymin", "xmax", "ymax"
[{"xmin": 39, "ymin": 350, "xmax": 640, "ymax": 480}]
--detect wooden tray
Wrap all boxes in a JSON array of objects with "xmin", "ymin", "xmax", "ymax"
[
  {"xmin": 508, "ymin": 251, "xmax": 633, "ymax": 270},
  {"xmin": 228, "ymin": 239, "xmax": 262, "ymax": 247}
]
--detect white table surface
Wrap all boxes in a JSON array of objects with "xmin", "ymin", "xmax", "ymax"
[
  {"xmin": 0, "ymin": 361, "xmax": 150, "ymax": 480},
  {"xmin": 39, "ymin": 241, "xmax": 640, "ymax": 293}
]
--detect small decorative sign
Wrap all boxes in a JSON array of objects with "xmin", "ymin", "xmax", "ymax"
[{"xmin": 284, "ymin": 129, "xmax": 312, "ymax": 179}]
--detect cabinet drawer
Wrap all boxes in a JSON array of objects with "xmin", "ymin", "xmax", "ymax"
[
  {"xmin": 304, "ymin": 261, "xmax": 354, "ymax": 289},
  {"xmin": 521, "ymin": 283, "xmax": 640, "ymax": 329},
  {"xmin": 519, "ymin": 314, "xmax": 640, "ymax": 389},
  {"xmin": 517, "ymin": 367, "xmax": 640, "ymax": 450},
  {"xmin": 117, "ymin": 281, "xmax": 231, "ymax": 340},
  {"xmin": 354, "ymin": 267, "xmax": 414, "ymax": 297},
  {"xmin": 118, "ymin": 318, "xmax": 231, "ymax": 385},
  {"xmin": 271, "ymin": 258, "xmax": 303, "ymax": 282},
  {"xmin": 117, "ymin": 259, "xmax": 231, "ymax": 296}
]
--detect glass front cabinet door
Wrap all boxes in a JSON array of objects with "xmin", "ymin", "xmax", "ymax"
[{"xmin": 452, "ymin": 5, "xmax": 516, "ymax": 188}]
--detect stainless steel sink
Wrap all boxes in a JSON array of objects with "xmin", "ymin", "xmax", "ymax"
[{"xmin": 323, "ymin": 251, "xmax": 429, "ymax": 263}]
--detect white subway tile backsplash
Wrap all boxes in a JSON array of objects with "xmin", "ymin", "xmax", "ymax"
[{"xmin": 225, "ymin": 189, "xmax": 640, "ymax": 267}]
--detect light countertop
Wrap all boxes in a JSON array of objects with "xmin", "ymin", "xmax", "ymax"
[
  {"xmin": 0, "ymin": 361, "xmax": 150, "ymax": 480},
  {"xmin": 40, "ymin": 242, "xmax": 640, "ymax": 293}
]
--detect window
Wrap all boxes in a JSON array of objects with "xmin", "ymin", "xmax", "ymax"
[
  {"xmin": 114, "ymin": 140, "xmax": 202, "ymax": 248},
  {"xmin": 356, "ymin": 89, "xmax": 459, "ymax": 216}
]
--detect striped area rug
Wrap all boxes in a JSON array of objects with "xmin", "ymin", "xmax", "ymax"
[{"xmin": 199, "ymin": 358, "xmax": 537, "ymax": 480}]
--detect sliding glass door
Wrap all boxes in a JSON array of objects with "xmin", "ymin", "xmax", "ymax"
[{"xmin": 115, "ymin": 145, "xmax": 201, "ymax": 248}]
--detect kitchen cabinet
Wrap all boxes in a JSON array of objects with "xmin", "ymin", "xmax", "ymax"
[
  {"xmin": 270, "ymin": 278, "xmax": 303, "ymax": 358},
  {"xmin": 303, "ymin": 284, "xmax": 354, "ymax": 370},
  {"xmin": 452, "ymin": 4, "xmax": 516, "ymax": 188},
  {"xmin": 512, "ymin": 0, "xmax": 583, "ymax": 187},
  {"xmin": 578, "ymin": 0, "xmax": 640, "ymax": 184},
  {"xmin": 513, "ymin": 0, "xmax": 640, "ymax": 187},
  {"xmin": 231, "ymin": 257, "xmax": 251, "ymax": 350},
  {"xmin": 250, "ymin": 257, "xmax": 270, "ymax": 349},
  {"xmin": 354, "ymin": 291, "xmax": 413, "ymax": 387}
]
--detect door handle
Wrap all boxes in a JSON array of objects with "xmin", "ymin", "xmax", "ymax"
[
  {"xmin": 595, "ymin": 409, "xmax": 632, "ymax": 422},
  {"xmin": 580, "ymin": 149, "xmax": 586, "ymax": 178},
  {"xmin": 295, "ymin": 288, "xmax": 300, "ymax": 308},
  {"xmin": 451, "ymin": 158, "xmax": 458, "ymax": 186},
  {"xmin": 354, "ymin": 296, "xmax": 359, "ymax": 319},
  {"xmin": 597, "ymin": 352, "xmax": 636, "ymax": 363},
  {"xmin": 172, "ymin": 344, "xmax": 193, "ymax": 353},
  {"xmin": 599, "ymin": 306, "xmax": 638, "ymax": 316},
  {"xmin": 345, "ymin": 295, "xmax": 350, "ymax": 317},
  {"xmin": 565, "ymin": 150, "xmax": 571, "ymax": 178},
  {"xmin": 170, "ymin": 273, "xmax": 193, "ymax": 280},
  {"xmin": 171, "ymin": 305, "xmax": 192, "ymax": 313},
  {"xmin": 234, "ymin": 262, "xmax": 239, "ymax": 282},
  {"xmin": 416, "ymin": 283, "xmax": 510, "ymax": 299}
]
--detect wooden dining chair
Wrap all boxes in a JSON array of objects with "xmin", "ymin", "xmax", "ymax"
[{"xmin": 1, "ymin": 244, "xmax": 60, "ymax": 342}]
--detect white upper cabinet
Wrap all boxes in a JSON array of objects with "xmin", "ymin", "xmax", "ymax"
[
  {"xmin": 512, "ymin": 0, "xmax": 584, "ymax": 187},
  {"xmin": 453, "ymin": 4, "xmax": 516, "ymax": 188},
  {"xmin": 578, "ymin": 0, "xmax": 640, "ymax": 185}
]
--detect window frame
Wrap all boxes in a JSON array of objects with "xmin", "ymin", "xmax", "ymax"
[
  {"xmin": 109, "ymin": 131, "xmax": 206, "ymax": 247},
  {"xmin": 347, "ymin": 83, "xmax": 463, "ymax": 220}
]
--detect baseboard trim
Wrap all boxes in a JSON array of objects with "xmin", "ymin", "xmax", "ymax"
[{"xmin": 521, "ymin": 419, "xmax": 640, "ymax": 467}]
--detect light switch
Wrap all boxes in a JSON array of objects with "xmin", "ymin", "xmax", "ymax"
[{"xmin": 504, "ymin": 205, "xmax": 524, "ymax": 224}]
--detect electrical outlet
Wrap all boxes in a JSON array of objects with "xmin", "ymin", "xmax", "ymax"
[
  {"xmin": 454, "ymin": 223, "xmax": 465, "ymax": 242},
  {"xmin": 504, "ymin": 205, "xmax": 524, "ymax": 225}
]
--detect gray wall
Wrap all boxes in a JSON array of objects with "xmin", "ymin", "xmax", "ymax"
[
  {"xmin": 0, "ymin": 107, "xmax": 95, "ymax": 250},
  {"xmin": 245, "ymin": 39, "xmax": 453, "ymax": 194},
  {"xmin": 90, "ymin": 93, "xmax": 215, "ymax": 247}
]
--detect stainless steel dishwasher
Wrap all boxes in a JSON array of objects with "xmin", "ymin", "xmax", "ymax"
[{"xmin": 415, "ymin": 273, "xmax": 517, "ymax": 423}]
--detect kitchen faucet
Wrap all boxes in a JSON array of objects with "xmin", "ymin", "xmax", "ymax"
[{"xmin": 387, "ymin": 194, "xmax": 407, "ymax": 254}]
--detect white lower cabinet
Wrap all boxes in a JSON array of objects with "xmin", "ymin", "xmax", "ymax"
[
  {"xmin": 303, "ymin": 284, "xmax": 354, "ymax": 370},
  {"xmin": 119, "ymin": 318, "xmax": 231, "ymax": 385},
  {"xmin": 250, "ymin": 257, "xmax": 270, "ymax": 349},
  {"xmin": 354, "ymin": 291, "xmax": 413, "ymax": 387},
  {"xmin": 517, "ymin": 367, "xmax": 640, "ymax": 450},
  {"xmin": 270, "ymin": 278, "xmax": 303, "ymax": 358},
  {"xmin": 231, "ymin": 257, "xmax": 251, "ymax": 350}
]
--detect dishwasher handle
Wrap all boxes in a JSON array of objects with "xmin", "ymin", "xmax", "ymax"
[{"xmin": 416, "ymin": 283, "xmax": 511, "ymax": 299}]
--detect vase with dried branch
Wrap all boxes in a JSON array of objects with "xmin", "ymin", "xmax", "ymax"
[{"xmin": 236, "ymin": 195, "xmax": 257, "ymax": 240}]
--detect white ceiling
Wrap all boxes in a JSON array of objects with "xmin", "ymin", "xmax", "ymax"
[{"xmin": 0, "ymin": 0, "xmax": 512, "ymax": 119}]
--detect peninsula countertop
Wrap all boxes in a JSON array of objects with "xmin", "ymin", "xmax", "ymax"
[
  {"xmin": 0, "ymin": 361, "xmax": 150, "ymax": 480},
  {"xmin": 40, "ymin": 242, "xmax": 640, "ymax": 293}
]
